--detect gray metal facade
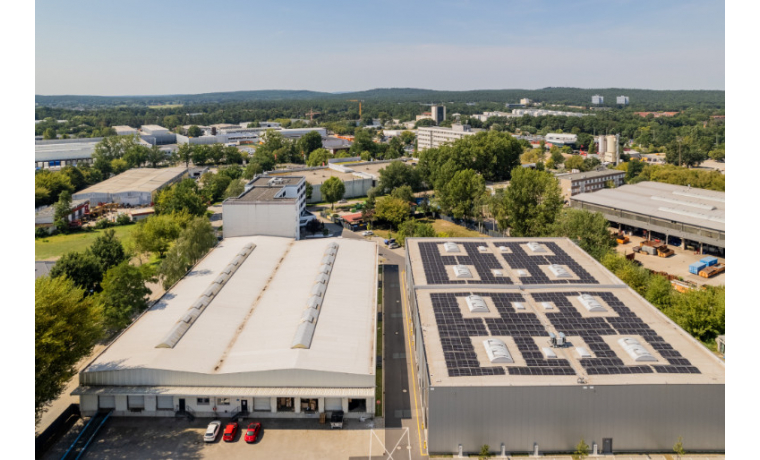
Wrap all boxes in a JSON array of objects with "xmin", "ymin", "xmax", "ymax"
[{"xmin": 426, "ymin": 384, "xmax": 724, "ymax": 455}]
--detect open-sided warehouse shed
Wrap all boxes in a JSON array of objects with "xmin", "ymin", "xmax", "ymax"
[
  {"xmin": 74, "ymin": 236, "xmax": 378, "ymax": 419},
  {"xmin": 404, "ymin": 237, "xmax": 724, "ymax": 456}
]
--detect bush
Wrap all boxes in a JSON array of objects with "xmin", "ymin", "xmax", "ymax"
[
  {"xmin": 116, "ymin": 213, "xmax": 132, "ymax": 226},
  {"xmin": 94, "ymin": 219, "xmax": 112, "ymax": 229},
  {"xmin": 35, "ymin": 227, "xmax": 49, "ymax": 239}
]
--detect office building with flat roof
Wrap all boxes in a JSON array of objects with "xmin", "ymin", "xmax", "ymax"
[
  {"xmin": 223, "ymin": 176, "xmax": 307, "ymax": 239},
  {"xmin": 404, "ymin": 237, "xmax": 724, "ymax": 455},
  {"xmin": 417, "ymin": 124, "xmax": 482, "ymax": 151},
  {"xmin": 556, "ymin": 169, "xmax": 625, "ymax": 201}
]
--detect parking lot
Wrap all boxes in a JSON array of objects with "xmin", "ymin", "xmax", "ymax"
[{"xmin": 43, "ymin": 416, "xmax": 395, "ymax": 460}]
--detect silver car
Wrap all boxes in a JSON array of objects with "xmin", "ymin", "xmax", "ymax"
[{"xmin": 204, "ymin": 420, "xmax": 221, "ymax": 442}]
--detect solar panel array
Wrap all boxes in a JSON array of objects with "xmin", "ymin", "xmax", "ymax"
[
  {"xmin": 495, "ymin": 241, "xmax": 599, "ymax": 285},
  {"xmin": 418, "ymin": 242, "xmax": 513, "ymax": 285},
  {"xmin": 532, "ymin": 291, "xmax": 700, "ymax": 375}
]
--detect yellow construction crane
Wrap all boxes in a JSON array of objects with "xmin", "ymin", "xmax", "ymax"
[{"xmin": 347, "ymin": 99, "xmax": 364, "ymax": 118}]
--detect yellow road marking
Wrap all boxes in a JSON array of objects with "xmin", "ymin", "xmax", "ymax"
[{"xmin": 399, "ymin": 269, "xmax": 427, "ymax": 457}]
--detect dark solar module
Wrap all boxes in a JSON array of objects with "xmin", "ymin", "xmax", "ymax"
[
  {"xmin": 418, "ymin": 242, "xmax": 513, "ymax": 285},
  {"xmin": 492, "ymin": 241, "xmax": 600, "ymax": 285}
]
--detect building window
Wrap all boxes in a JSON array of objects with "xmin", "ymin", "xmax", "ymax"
[
  {"xmin": 197, "ymin": 398, "xmax": 210, "ymax": 405},
  {"xmin": 217, "ymin": 397, "xmax": 231, "ymax": 405}
]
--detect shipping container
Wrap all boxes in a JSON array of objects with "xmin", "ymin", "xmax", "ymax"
[
  {"xmin": 689, "ymin": 262, "xmax": 706, "ymax": 275},
  {"xmin": 700, "ymin": 256, "xmax": 718, "ymax": 267}
]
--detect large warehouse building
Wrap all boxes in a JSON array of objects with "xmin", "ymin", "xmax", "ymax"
[
  {"xmin": 72, "ymin": 167, "xmax": 187, "ymax": 205},
  {"xmin": 74, "ymin": 236, "xmax": 378, "ymax": 419},
  {"xmin": 570, "ymin": 181, "xmax": 725, "ymax": 255},
  {"xmin": 404, "ymin": 237, "xmax": 724, "ymax": 455}
]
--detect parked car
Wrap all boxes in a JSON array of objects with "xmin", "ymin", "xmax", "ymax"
[
  {"xmin": 362, "ymin": 230, "xmax": 374, "ymax": 236},
  {"xmin": 223, "ymin": 421, "xmax": 239, "ymax": 442},
  {"xmin": 338, "ymin": 199, "xmax": 348, "ymax": 204},
  {"xmin": 244, "ymin": 422, "xmax": 262, "ymax": 443},
  {"xmin": 388, "ymin": 242, "xmax": 400, "ymax": 249},
  {"xmin": 204, "ymin": 421, "xmax": 222, "ymax": 442}
]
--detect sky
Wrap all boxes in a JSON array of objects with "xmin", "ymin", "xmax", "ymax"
[{"xmin": 35, "ymin": 0, "xmax": 725, "ymax": 96}]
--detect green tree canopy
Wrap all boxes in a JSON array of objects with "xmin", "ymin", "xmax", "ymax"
[
  {"xmin": 36, "ymin": 275, "xmax": 102, "ymax": 422},
  {"xmin": 396, "ymin": 219, "xmax": 436, "ymax": 245},
  {"xmin": 564, "ymin": 155, "xmax": 585, "ymax": 171},
  {"xmin": 159, "ymin": 217, "xmax": 217, "ymax": 288},
  {"xmin": 321, "ymin": 176, "xmax": 345, "ymax": 208},
  {"xmin": 375, "ymin": 197, "xmax": 410, "ymax": 230},
  {"xmin": 298, "ymin": 130, "xmax": 324, "ymax": 156},
  {"xmin": 187, "ymin": 125, "xmax": 202, "ymax": 137},
  {"xmin": 349, "ymin": 129, "xmax": 376, "ymax": 157},
  {"xmin": 154, "ymin": 178, "xmax": 208, "ymax": 216},
  {"xmin": 243, "ymin": 161, "xmax": 264, "ymax": 180},
  {"xmin": 493, "ymin": 167, "xmax": 563, "ymax": 236},
  {"xmin": 131, "ymin": 213, "xmax": 185, "ymax": 258},
  {"xmin": 88, "ymin": 228, "xmax": 128, "ymax": 272},
  {"xmin": 390, "ymin": 185, "xmax": 414, "ymax": 203},
  {"xmin": 552, "ymin": 209, "xmax": 615, "ymax": 260},
  {"xmin": 50, "ymin": 251, "xmax": 104, "ymax": 294},
  {"xmin": 378, "ymin": 160, "xmax": 421, "ymax": 193},
  {"xmin": 307, "ymin": 148, "xmax": 332, "ymax": 167},
  {"xmin": 438, "ymin": 169, "xmax": 486, "ymax": 221},
  {"xmin": 97, "ymin": 262, "xmax": 153, "ymax": 331},
  {"xmin": 224, "ymin": 179, "xmax": 246, "ymax": 199}
]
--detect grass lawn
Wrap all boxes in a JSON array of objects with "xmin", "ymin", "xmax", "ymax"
[
  {"xmin": 420, "ymin": 218, "xmax": 486, "ymax": 237},
  {"xmin": 35, "ymin": 225, "xmax": 140, "ymax": 260}
]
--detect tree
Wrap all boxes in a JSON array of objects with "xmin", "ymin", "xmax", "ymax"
[
  {"xmin": 521, "ymin": 148, "xmax": 544, "ymax": 164},
  {"xmin": 187, "ymin": 125, "xmax": 202, "ymax": 137},
  {"xmin": 478, "ymin": 445, "xmax": 491, "ymax": 460},
  {"xmin": 61, "ymin": 166, "xmax": 87, "ymax": 191},
  {"xmin": 397, "ymin": 219, "xmax": 435, "ymax": 245},
  {"xmin": 349, "ymin": 129, "xmax": 376, "ymax": 157},
  {"xmin": 224, "ymin": 179, "xmax": 245, "ymax": 199},
  {"xmin": 36, "ymin": 276, "xmax": 102, "ymax": 423},
  {"xmin": 97, "ymin": 262, "xmax": 153, "ymax": 331},
  {"xmin": 550, "ymin": 149, "xmax": 564, "ymax": 165},
  {"xmin": 201, "ymin": 172, "xmax": 233, "ymax": 202},
  {"xmin": 253, "ymin": 149, "xmax": 276, "ymax": 171},
  {"xmin": 123, "ymin": 144, "xmax": 149, "ymax": 168},
  {"xmin": 53, "ymin": 190, "xmax": 73, "ymax": 222},
  {"xmin": 573, "ymin": 438, "xmax": 589, "ymax": 460},
  {"xmin": 391, "ymin": 185, "xmax": 414, "ymax": 203},
  {"xmin": 378, "ymin": 160, "xmax": 422, "ymax": 193},
  {"xmin": 50, "ymin": 251, "xmax": 104, "ymax": 294},
  {"xmin": 131, "ymin": 213, "xmax": 184, "ymax": 258},
  {"xmin": 583, "ymin": 157, "xmax": 601, "ymax": 171},
  {"xmin": 708, "ymin": 148, "xmax": 724, "ymax": 162},
  {"xmin": 564, "ymin": 155, "xmax": 585, "ymax": 171},
  {"xmin": 496, "ymin": 167, "xmax": 563, "ymax": 236},
  {"xmin": 176, "ymin": 143, "xmax": 193, "ymax": 168},
  {"xmin": 223, "ymin": 145, "xmax": 243, "ymax": 164},
  {"xmin": 673, "ymin": 436, "xmax": 685, "ymax": 460},
  {"xmin": 191, "ymin": 144, "xmax": 210, "ymax": 165},
  {"xmin": 588, "ymin": 141, "xmax": 597, "ymax": 155},
  {"xmin": 243, "ymin": 161, "xmax": 264, "ymax": 180},
  {"xmin": 88, "ymin": 228, "xmax": 128, "ymax": 272},
  {"xmin": 111, "ymin": 158, "xmax": 129, "ymax": 175},
  {"xmin": 35, "ymin": 170, "xmax": 74, "ymax": 206},
  {"xmin": 439, "ymin": 169, "xmax": 486, "ymax": 221},
  {"xmin": 400, "ymin": 130, "xmax": 416, "ymax": 146},
  {"xmin": 626, "ymin": 159, "xmax": 645, "ymax": 181},
  {"xmin": 375, "ymin": 197, "xmax": 410, "ymax": 230},
  {"xmin": 321, "ymin": 176, "xmax": 345, "ymax": 209},
  {"xmin": 414, "ymin": 118, "xmax": 436, "ymax": 128},
  {"xmin": 552, "ymin": 209, "xmax": 615, "ymax": 260},
  {"xmin": 307, "ymin": 148, "xmax": 332, "ymax": 167},
  {"xmin": 385, "ymin": 136, "xmax": 404, "ymax": 159},
  {"xmin": 298, "ymin": 130, "xmax": 324, "ymax": 156},
  {"xmin": 304, "ymin": 181, "xmax": 313, "ymax": 200},
  {"xmin": 663, "ymin": 286, "xmax": 725, "ymax": 342},
  {"xmin": 159, "ymin": 217, "xmax": 217, "ymax": 288},
  {"xmin": 43, "ymin": 127, "xmax": 56, "ymax": 140},
  {"xmin": 147, "ymin": 145, "xmax": 166, "ymax": 167},
  {"xmin": 154, "ymin": 179, "xmax": 208, "ymax": 216}
]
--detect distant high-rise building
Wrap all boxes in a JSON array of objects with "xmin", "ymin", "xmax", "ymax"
[
  {"xmin": 431, "ymin": 105, "xmax": 446, "ymax": 124},
  {"xmin": 520, "ymin": 98, "xmax": 532, "ymax": 106},
  {"xmin": 616, "ymin": 96, "xmax": 629, "ymax": 105},
  {"xmin": 591, "ymin": 95, "xmax": 604, "ymax": 105}
]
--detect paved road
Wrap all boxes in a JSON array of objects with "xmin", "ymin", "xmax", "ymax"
[{"xmin": 383, "ymin": 265, "xmax": 411, "ymax": 430}]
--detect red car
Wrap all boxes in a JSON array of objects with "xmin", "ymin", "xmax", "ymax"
[
  {"xmin": 222, "ymin": 421, "xmax": 239, "ymax": 442},
  {"xmin": 244, "ymin": 422, "xmax": 261, "ymax": 443}
]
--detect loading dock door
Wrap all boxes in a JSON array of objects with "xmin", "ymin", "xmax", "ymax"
[
  {"xmin": 98, "ymin": 395, "xmax": 116, "ymax": 409},
  {"xmin": 253, "ymin": 397, "xmax": 271, "ymax": 411},
  {"xmin": 324, "ymin": 398, "xmax": 342, "ymax": 411},
  {"xmin": 127, "ymin": 395, "xmax": 145, "ymax": 409},
  {"xmin": 157, "ymin": 396, "xmax": 174, "ymax": 410}
]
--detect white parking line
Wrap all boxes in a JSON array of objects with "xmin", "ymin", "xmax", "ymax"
[{"xmin": 369, "ymin": 427, "xmax": 410, "ymax": 460}]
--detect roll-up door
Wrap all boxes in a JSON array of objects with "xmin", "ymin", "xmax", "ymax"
[
  {"xmin": 156, "ymin": 396, "xmax": 174, "ymax": 410},
  {"xmin": 324, "ymin": 398, "xmax": 342, "ymax": 411},
  {"xmin": 127, "ymin": 395, "xmax": 145, "ymax": 409},
  {"xmin": 253, "ymin": 397, "xmax": 271, "ymax": 411},
  {"xmin": 98, "ymin": 395, "xmax": 116, "ymax": 409}
]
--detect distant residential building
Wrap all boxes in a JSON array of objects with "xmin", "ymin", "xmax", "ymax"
[
  {"xmin": 634, "ymin": 112, "xmax": 678, "ymax": 118},
  {"xmin": 511, "ymin": 108, "xmax": 587, "ymax": 118},
  {"xmin": 431, "ymin": 105, "xmax": 446, "ymax": 124},
  {"xmin": 323, "ymin": 136, "xmax": 352, "ymax": 155},
  {"xmin": 223, "ymin": 176, "xmax": 308, "ymax": 239},
  {"xmin": 545, "ymin": 133, "xmax": 578, "ymax": 146},
  {"xmin": 616, "ymin": 95, "xmax": 629, "ymax": 105},
  {"xmin": 417, "ymin": 124, "xmax": 481, "ymax": 151},
  {"xmin": 591, "ymin": 95, "xmax": 604, "ymax": 105},
  {"xmin": 556, "ymin": 169, "xmax": 625, "ymax": 201},
  {"xmin": 471, "ymin": 111, "xmax": 513, "ymax": 122},
  {"xmin": 520, "ymin": 98, "xmax": 532, "ymax": 105}
]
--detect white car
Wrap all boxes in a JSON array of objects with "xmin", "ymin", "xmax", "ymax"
[
  {"xmin": 362, "ymin": 230, "xmax": 374, "ymax": 236},
  {"xmin": 204, "ymin": 420, "xmax": 222, "ymax": 442}
]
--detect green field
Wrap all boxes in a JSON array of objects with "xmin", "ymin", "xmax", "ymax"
[{"xmin": 35, "ymin": 225, "xmax": 139, "ymax": 260}]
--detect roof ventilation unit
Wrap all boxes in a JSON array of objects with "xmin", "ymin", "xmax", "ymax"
[
  {"xmin": 618, "ymin": 337, "xmax": 657, "ymax": 362},
  {"xmin": 548, "ymin": 264, "xmax": 572, "ymax": 278},
  {"xmin": 512, "ymin": 302, "xmax": 526, "ymax": 310},
  {"xmin": 444, "ymin": 242, "xmax": 460, "ymax": 253},
  {"xmin": 311, "ymin": 283, "xmax": 327, "ymax": 297},
  {"xmin": 156, "ymin": 322, "xmax": 191, "ymax": 349},
  {"xmin": 578, "ymin": 294, "xmax": 605, "ymax": 312},
  {"xmin": 453, "ymin": 265, "xmax": 473, "ymax": 279},
  {"xmin": 214, "ymin": 273, "xmax": 230, "ymax": 285},
  {"xmin": 556, "ymin": 332, "xmax": 566, "ymax": 347},
  {"xmin": 307, "ymin": 295, "xmax": 322, "ymax": 310},
  {"xmin": 291, "ymin": 321, "xmax": 316, "ymax": 349},
  {"xmin": 465, "ymin": 295, "xmax": 489, "ymax": 313},
  {"xmin": 492, "ymin": 269, "xmax": 504, "ymax": 277},
  {"xmin": 498, "ymin": 246, "xmax": 510, "ymax": 253},
  {"xmin": 477, "ymin": 245, "xmax": 489, "ymax": 252},
  {"xmin": 318, "ymin": 264, "xmax": 331, "ymax": 274},
  {"xmin": 321, "ymin": 255, "xmax": 335, "ymax": 265},
  {"xmin": 483, "ymin": 339, "xmax": 514, "ymax": 363},
  {"xmin": 315, "ymin": 273, "xmax": 329, "ymax": 284},
  {"xmin": 516, "ymin": 269, "xmax": 529, "ymax": 277},
  {"xmin": 527, "ymin": 242, "xmax": 546, "ymax": 253},
  {"xmin": 231, "ymin": 255, "xmax": 245, "ymax": 266},
  {"xmin": 301, "ymin": 308, "xmax": 319, "ymax": 323},
  {"xmin": 541, "ymin": 301, "xmax": 554, "ymax": 310},
  {"xmin": 203, "ymin": 284, "xmax": 222, "ymax": 298}
]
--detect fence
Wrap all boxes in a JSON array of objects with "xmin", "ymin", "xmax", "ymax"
[{"xmin": 35, "ymin": 403, "xmax": 80, "ymax": 458}]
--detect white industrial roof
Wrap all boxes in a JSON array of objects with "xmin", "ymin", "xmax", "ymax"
[
  {"xmin": 571, "ymin": 181, "xmax": 725, "ymax": 231},
  {"xmin": 73, "ymin": 167, "xmax": 187, "ymax": 197},
  {"xmin": 82, "ymin": 236, "xmax": 377, "ymax": 386}
]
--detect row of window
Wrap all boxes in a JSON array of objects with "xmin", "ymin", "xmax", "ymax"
[{"xmin": 197, "ymin": 397, "xmax": 231, "ymax": 405}]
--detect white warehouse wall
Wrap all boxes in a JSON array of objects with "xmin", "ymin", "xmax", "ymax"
[{"xmin": 222, "ymin": 202, "xmax": 298, "ymax": 239}]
